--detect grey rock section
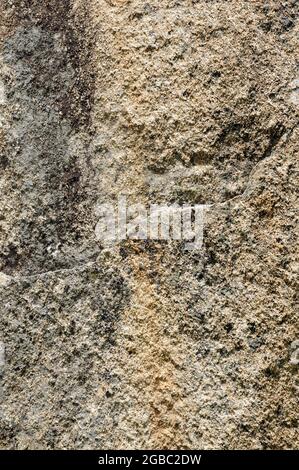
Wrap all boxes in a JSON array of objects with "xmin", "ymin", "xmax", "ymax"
[
  {"xmin": 0, "ymin": 0, "xmax": 298, "ymax": 450},
  {"xmin": 0, "ymin": 0, "xmax": 97, "ymax": 276},
  {"xmin": 0, "ymin": 263, "xmax": 130, "ymax": 449}
]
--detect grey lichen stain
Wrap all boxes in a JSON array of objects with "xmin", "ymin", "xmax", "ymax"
[
  {"xmin": 1, "ymin": 4, "xmax": 96, "ymax": 276},
  {"xmin": 289, "ymin": 78, "xmax": 299, "ymax": 106},
  {"xmin": 290, "ymin": 340, "xmax": 299, "ymax": 366},
  {"xmin": 0, "ymin": 342, "xmax": 5, "ymax": 369}
]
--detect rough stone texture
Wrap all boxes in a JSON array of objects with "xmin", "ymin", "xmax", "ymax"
[{"xmin": 0, "ymin": 0, "xmax": 298, "ymax": 449}]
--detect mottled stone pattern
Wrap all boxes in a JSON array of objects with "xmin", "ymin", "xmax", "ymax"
[{"xmin": 0, "ymin": 0, "xmax": 298, "ymax": 449}]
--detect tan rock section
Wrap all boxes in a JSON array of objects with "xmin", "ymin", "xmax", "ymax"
[{"xmin": 0, "ymin": 0, "xmax": 298, "ymax": 449}]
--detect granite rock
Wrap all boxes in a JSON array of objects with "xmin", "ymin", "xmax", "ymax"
[{"xmin": 0, "ymin": 0, "xmax": 298, "ymax": 449}]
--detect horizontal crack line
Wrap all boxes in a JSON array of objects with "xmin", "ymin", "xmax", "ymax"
[{"xmin": 11, "ymin": 261, "xmax": 98, "ymax": 282}]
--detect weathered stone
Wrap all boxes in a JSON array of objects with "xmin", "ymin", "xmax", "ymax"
[{"xmin": 0, "ymin": 0, "xmax": 298, "ymax": 450}]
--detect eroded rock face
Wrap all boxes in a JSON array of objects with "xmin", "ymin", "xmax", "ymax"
[{"xmin": 0, "ymin": 0, "xmax": 298, "ymax": 449}]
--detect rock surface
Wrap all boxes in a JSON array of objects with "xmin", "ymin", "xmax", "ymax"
[{"xmin": 0, "ymin": 0, "xmax": 298, "ymax": 449}]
